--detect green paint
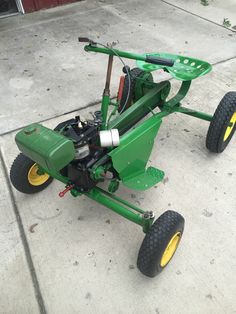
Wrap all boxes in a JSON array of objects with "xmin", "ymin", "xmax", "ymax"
[
  {"xmin": 109, "ymin": 82, "xmax": 170, "ymax": 134},
  {"xmin": 142, "ymin": 213, "xmax": 155, "ymax": 233},
  {"xmin": 70, "ymin": 188, "xmax": 82, "ymax": 197},
  {"xmin": 85, "ymin": 44, "xmax": 155, "ymax": 63},
  {"xmin": 137, "ymin": 52, "xmax": 212, "ymax": 81},
  {"xmin": 15, "ymin": 123, "xmax": 75, "ymax": 173},
  {"xmin": 162, "ymin": 80, "xmax": 191, "ymax": 110},
  {"xmin": 134, "ymin": 72, "xmax": 154, "ymax": 101},
  {"xmin": 12, "ymin": 43, "xmax": 216, "ymax": 234},
  {"xmin": 175, "ymin": 106, "xmax": 213, "ymax": 121},
  {"xmin": 108, "ymin": 180, "xmax": 119, "ymax": 193},
  {"xmin": 87, "ymin": 187, "xmax": 144, "ymax": 225},
  {"xmin": 86, "ymin": 187, "xmax": 153, "ymax": 232},
  {"xmin": 92, "ymin": 166, "xmax": 105, "ymax": 180},
  {"xmin": 109, "ymin": 114, "xmax": 164, "ymax": 190},
  {"xmin": 123, "ymin": 166, "xmax": 164, "ymax": 191},
  {"xmin": 101, "ymin": 94, "xmax": 110, "ymax": 129}
]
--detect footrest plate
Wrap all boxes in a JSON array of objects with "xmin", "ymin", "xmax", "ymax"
[{"xmin": 123, "ymin": 166, "xmax": 164, "ymax": 191}]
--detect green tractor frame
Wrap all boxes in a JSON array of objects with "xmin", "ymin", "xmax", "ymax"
[{"xmin": 10, "ymin": 38, "xmax": 236, "ymax": 277}]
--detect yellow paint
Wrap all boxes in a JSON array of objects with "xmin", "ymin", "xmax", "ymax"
[
  {"xmin": 160, "ymin": 232, "xmax": 181, "ymax": 267},
  {"xmin": 224, "ymin": 112, "xmax": 236, "ymax": 141},
  {"xmin": 28, "ymin": 164, "xmax": 50, "ymax": 186}
]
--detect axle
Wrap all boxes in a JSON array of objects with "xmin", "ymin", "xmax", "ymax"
[{"xmin": 70, "ymin": 186, "xmax": 154, "ymax": 233}]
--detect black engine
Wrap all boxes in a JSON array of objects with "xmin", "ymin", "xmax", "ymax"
[{"xmin": 54, "ymin": 111, "xmax": 106, "ymax": 192}]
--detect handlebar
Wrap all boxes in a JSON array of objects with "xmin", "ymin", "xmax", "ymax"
[
  {"xmin": 145, "ymin": 55, "xmax": 174, "ymax": 67},
  {"xmin": 78, "ymin": 37, "xmax": 174, "ymax": 67},
  {"xmin": 78, "ymin": 37, "xmax": 95, "ymax": 44}
]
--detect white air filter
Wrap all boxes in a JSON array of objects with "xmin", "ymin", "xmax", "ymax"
[{"xmin": 99, "ymin": 129, "xmax": 120, "ymax": 147}]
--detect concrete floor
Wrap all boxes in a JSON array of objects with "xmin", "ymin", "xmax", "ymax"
[{"xmin": 0, "ymin": 0, "xmax": 236, "ymax": 313}]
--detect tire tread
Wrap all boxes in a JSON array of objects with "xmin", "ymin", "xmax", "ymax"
[
  {"xmin": 10, "ymin": 153, "xmax": 53, "ymax": 194},
  {"xmin": 137, "ymin": 210, "xmax": 184, "ymax": 277},
  {"xmin": 206, "ymin": 92, "xmax": 236, "ymax": 153}
]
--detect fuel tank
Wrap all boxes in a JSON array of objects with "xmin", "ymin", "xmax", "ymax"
[{"xmin": 15, "ymin": 123, "xmax": 75, "ymax": 173}]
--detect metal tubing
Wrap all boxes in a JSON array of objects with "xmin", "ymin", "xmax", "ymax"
[
  {"xmin": 101, "ymin": 55, "xmax": 114, "ymax": 129},
  {"xmin": 104, "ymin": 55, "xmax": 114, "ymax": 92},
  {"xmin": 101, "ymin": 94, "xmax": 110, "ymax": 129},
  {"xmin": 163, "ymin": 80, "xmax": 191, "ymax": 109},
  {"xmin": 38, "ymin": 166, "xmax": 68, "ymax": 185},
  {"xmin": 85, "ymin": 45, "xmax": 149, "ymax": 63},
  {"xmin": 86, "ymin": 187, "xmax": 144, "ymax": 226},
  {"xmin": 174, "ymin": 106, "xmax": 213, "ymax": 121},
  {"xmin": 109, "ymin": 81, "xmax": 170, "ymax": 134},
  {"xmin": 95, "ymin": 187, "xmax": 145, "ymax": 214}
]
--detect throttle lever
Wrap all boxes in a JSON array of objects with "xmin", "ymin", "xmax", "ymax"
[{"xmin": 78, "ymin": 37, "xmax": 96, "ymax": 44}]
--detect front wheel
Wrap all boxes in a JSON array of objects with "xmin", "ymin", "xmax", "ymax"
[
  {"xmin": 206, "ymin": 92, "xmax": 236, "ymax": 153},
  {"xmin": 10, "ymin": 153, "xmax": 53, "ymax": 194},
  {"xmin": 137, "ymin": 210, "xmax": 185, "ymax": 277}
]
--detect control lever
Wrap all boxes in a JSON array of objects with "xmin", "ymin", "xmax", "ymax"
[
  {"xmin": 78, "ymin": 37, "xmax": 96, "ymax": 44},
  {"xmin": 59, "ymin": 184, "xmax": 74, "ymax": 197}
]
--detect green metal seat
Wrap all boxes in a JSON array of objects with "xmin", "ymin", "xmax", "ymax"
[{"xmin": 137, "ymin": 53, "xmax": 212, "ymax": 81}]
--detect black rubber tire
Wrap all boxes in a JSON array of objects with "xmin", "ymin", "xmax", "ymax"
[
  {"xmin": 206, "ymin": 92, "xmax": 236, "ymax": 153},
  {"xmin": 10, "ymin": 153, "xmax": 53, "ymax": 194},
  {"xmin": 137, "ymin": 210, "xmax": 185, "ymax": 278},
  {"xmin": 118, "ymin": 68, "xmax": 152, "ymax": 112}
]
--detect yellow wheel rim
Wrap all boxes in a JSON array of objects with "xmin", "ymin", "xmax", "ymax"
[
  {"xmin": 27, "ymin": 164, "xmax": 50, "ymax": 186},
  {"xmin": 224, "ymin": 112, "xmax": 236, "ymax": 142},
  {"xmin": 160, "ymin": 232, "xmax": 181, "ymax": 267}
]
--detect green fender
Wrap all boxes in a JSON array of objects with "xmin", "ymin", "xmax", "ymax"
[{"xmin": 109, "ymin": 114, "xmax": 165, "ymax": 191}]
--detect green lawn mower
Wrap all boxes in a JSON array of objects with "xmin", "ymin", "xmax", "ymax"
[{"xmin": 10, "ymin": 38, "xmax": 236, "ymax": 277}]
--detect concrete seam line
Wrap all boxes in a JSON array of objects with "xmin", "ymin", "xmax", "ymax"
[
  {"xmin": 0, "ymin": 6, "xmax": 100, "ymax": 34},
  {"xmin": 212, "ymin": 55, "xmax": 236, "ymax": 66},
  {"xmin": 161, "ymin": 0, "xmax": 236, "ymax": 33},
  {"xmin": 0, "ymin": 149, "xmax": 47, "ymax": 314},
  {"xmin": 1, "ymin": 47, "xmax": 235, "ymax": 139},
  {"xmin": 0, "ymin": 48, "xmax": 235, "ymax": 138},
  {"xmin": 0, "ymin": 95, "xmax": 116, "ymax": 136},
  {"xmin": 0, "ymin": 100, "xmax": 99, "ymax": 136},
  {"xmin": 0, "ymin": 12, "xmax": 19, "ymax": 20}
]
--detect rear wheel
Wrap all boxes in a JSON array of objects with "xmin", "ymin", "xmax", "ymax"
[
  {"xmin": 10, "ymin": 153, "xmax": 53, "ymax": 194},
  {"xmin": 118, "ymin": 67, "xmax": 153, "ymax": 112},
  {"xmin": 206, "ymin": 92, "xmax": 236, "ymax": 153},
  {"xmin": 137, "ymin": 210, "xmax": 184, "ymax": 277}
]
